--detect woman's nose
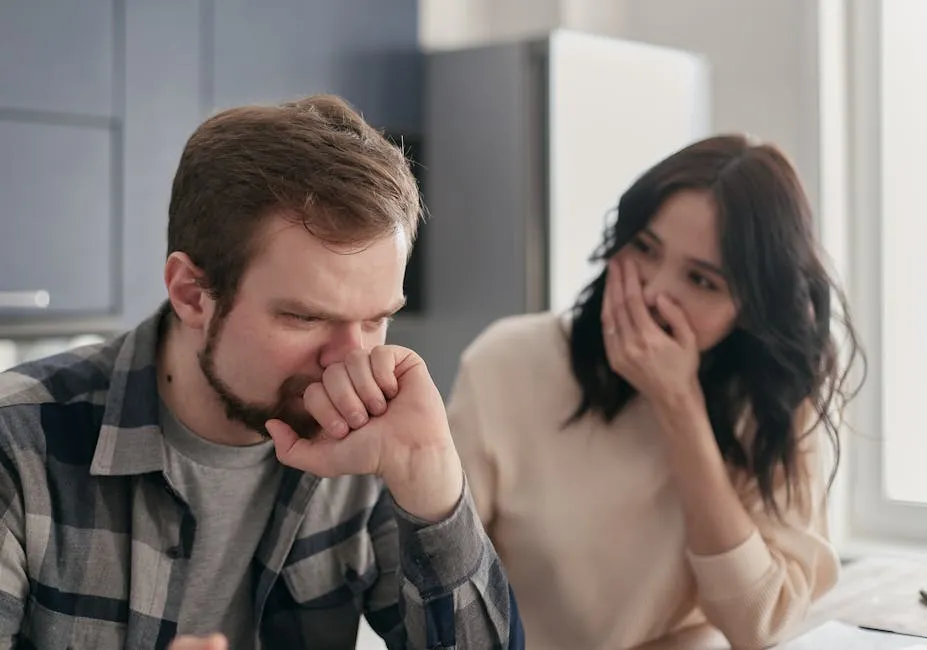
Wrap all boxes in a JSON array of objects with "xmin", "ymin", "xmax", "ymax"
[{"xmin": 641, "ymin": 268, "xmax": 672, "ymax": 307}]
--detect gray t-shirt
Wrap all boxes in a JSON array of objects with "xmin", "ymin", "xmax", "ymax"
[{"xmin": 160, "ymin": 403, "xmax": 283, "ymax": 649}]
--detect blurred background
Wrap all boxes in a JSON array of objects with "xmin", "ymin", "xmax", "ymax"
[{"xmin": 0, "ymin": 2, "xmax": 924, "ymax": 643}]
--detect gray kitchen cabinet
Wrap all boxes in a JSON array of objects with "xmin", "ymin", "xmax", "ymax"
[
  {"xmin": 0, "ymin": 0, "xmax": 194, "ymax": 334},
  {"xmin": 0, "ymin": 0, "xmax": 120, "ymax": 331},
  {"xmin": 0, "ymin": 120, "xmax": 116, "ymax": 316},
  {"xmin": 0, "ymin": 0, "xmax": 115, "ymax": 118},
  {"xmin": 0, "ymin": 0, "xmax": 421, "ymax": 336}
]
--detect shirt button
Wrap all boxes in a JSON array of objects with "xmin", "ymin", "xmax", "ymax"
[{"xmin": 166, "ymin": 545, "xmax": 183, "ymax": 559}]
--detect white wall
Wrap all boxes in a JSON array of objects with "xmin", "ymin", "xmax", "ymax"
[
  {"xmin": 619, "ymin": 0, "xmax": 821, "ymax": 213},
  {"xmin": 419, "ymin": 0, "xmax": 561, "ymax": 49},
  {"xmin": 419, "ymin": 0, "xmax": 628, "ymax": 49}
]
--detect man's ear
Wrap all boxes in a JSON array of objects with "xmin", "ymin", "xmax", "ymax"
[{"xmin": 164, "ymin": 252, "xmax": 212, "ymax": 331}]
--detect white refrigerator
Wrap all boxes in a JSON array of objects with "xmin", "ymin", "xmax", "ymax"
[{"xmin": 388, "ymin": 29, "xmax": 712, "ymax": 398}]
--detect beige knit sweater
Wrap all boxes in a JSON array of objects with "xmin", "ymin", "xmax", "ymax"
[{"xmin": 447, "ymin": 312, "xmax": 839, "ymax": 650}]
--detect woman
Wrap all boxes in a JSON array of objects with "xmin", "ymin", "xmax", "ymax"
[{"xmin": 447, "ymin": 135, "xmax": 863, "ymax": 650}]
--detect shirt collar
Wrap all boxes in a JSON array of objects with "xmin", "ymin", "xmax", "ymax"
[{"xmin": 90, "ymin": 303, "xmax": 170, "ymax": 476}]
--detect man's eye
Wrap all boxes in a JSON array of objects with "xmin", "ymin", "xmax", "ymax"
[
  {"xmin": 364, "ymin": 317, "xmax": 392, "ymax": 331},
  {"xmin": 285, "ymin": 313, "xmax": 317, "ymax": 322}
]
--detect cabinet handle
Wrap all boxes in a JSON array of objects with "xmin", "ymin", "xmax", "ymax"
[{"xmin": 0, "ymin": 291, "xmax": 51, "ymax": 309}]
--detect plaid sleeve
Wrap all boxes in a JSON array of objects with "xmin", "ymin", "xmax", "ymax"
[
  {"xmin": 363, "ymin": 477, "xmax": 522, "ymax": 650},
  {"xmin": 0, "ymin": 413, "xmax": 28, "ymax": 640}
]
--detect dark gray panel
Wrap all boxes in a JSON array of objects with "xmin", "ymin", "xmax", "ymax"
[
  {"xmin": 412, "ymin": 41, "xmax": 546, "ymax": 395},
  {"xmin": 0, "ymin": 0, "xmax": 115, "ymax": 117},
  {"xmin": 119, "ymin": 0, "xmax": 204, "ymax": 327},
  {"xmin": 209, "ymin": 0, "xmax": 421, "ymax": 130}
]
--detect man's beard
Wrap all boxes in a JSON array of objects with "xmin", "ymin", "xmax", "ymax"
[{"xmin": 198, "ymin": 314, "xmax": 322, "ymax": 441}]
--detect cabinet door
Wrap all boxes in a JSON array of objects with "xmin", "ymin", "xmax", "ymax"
[
  {"xmin": 0, "ymin": 0, "xmax": 115, "ymax": 117},
  {"xmin": 0, "ymin": 120, "xmax": 116, "ymax": 316}
]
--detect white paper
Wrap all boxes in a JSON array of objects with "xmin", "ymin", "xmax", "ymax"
[{"xmin": 779, "ymin": 621, "xmax": 923, "ymax": 649}]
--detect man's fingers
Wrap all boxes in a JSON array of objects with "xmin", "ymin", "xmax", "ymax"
[
  {"xmin": 266, "ymin": 419, "xmax": 333, "ymax": 474},
  {"xmin": 265, "ymin": 419, "xmax": 299, "ymax": 450},
  {"xmin": 370, "ymin": 346, "xmax": 400, "ymax": 399},
  {"xmin": 321, "ymin": 363, "xmax": 369, "ymax": 430},
  {"xmin": 303, "ymin": 382, "xmax": 349, "ymax": 438},
  {"xmin": 344, "ymin": 350, "xmax": 388, "ymax": 416},
  {"xmin": 267, "ymin": 418, "xmax": 376, "ymax": 477},
  {"xmin": 168, "ymin": 634, "xmax": 228, "ymax": 650}
]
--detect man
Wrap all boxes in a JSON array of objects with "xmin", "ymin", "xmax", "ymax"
[{"xmin": 0, "ymin": 95, "xmax": 523, "ymax": 649}]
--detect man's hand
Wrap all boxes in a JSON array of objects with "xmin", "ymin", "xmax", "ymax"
[
  {"xmin": 167, "ymin": 634, "xmax": 227, "ymax": 650},
  {"xmin": 266, "ymin": 345, "xmax": 464, "ymax": 523}
]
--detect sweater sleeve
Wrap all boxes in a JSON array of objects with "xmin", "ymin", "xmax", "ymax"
[
  {"xmin": 446, "ymin": 353, "xmax": 499, "ymax": 530},
  {"xmin": 686, "ymin": 424, "xmax": 840, "ymax": 649}
]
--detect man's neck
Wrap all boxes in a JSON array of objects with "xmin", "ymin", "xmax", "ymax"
[{"xmin": 157, "ymin": 318, "xmax": 265, "ymax": 447}]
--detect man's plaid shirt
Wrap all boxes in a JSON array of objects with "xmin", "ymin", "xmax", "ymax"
[{"xmin": 0, "ymin": 308, "xmax": 523, "ymax": 649}]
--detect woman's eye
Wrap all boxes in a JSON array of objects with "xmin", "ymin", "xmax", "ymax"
[
  {"xmin": 690, "ymin": 273, "xmax": 718, "ymax": 291},
  {"xmin": 631, "ymin": 238, "xmax": 652, "ymax": 254}
]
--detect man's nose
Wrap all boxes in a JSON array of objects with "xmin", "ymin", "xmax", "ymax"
[{"xmin": 318, "ymin": 322, "xmax": 366, "ymax": 369}]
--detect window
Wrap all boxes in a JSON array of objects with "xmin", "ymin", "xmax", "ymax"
[
  {"xmin": 841, "ymin": 0, "xmax": 927, "ymax": 548},
  {"xmin": 878, "ymin": 0, "xmax": 927, "ymax": 506}
]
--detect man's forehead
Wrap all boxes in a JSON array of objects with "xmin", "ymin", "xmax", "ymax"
[{"xmin": 255, "ymin": 216, "xmax": 407, "ymax": 260}]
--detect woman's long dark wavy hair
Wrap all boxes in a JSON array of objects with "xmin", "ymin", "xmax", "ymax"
[{"xmin": 567, "ymin": 135, "xmax": 865, "ymax": 514}]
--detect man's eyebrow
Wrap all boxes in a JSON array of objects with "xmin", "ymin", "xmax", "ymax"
[
  {"xmin": 272, "ymin": 297, "xmax": 407, "ymax": 321},
  {"xmin": 375, "ymin": 296, "xmax": 407, "ymax": 319}
]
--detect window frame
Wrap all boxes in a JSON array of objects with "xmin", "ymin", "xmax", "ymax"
[{"xmin": 826, "ymin": 0, "xmax": 927, "ymax": 553}]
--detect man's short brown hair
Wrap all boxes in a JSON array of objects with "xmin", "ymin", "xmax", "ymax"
[{"xmin": 167, "ymin": 94, "xmax": 421, "ymax": 314}]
